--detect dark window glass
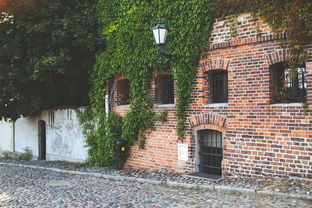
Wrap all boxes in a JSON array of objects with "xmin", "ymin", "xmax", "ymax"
[
  {"xmin": 117, "ymin": 79, "xmax": 130, "ymax": 105},
  {"xmin": 212, "ymin": 71, "xmax": 228, "ymax": 103},
  {"xmin": 198, "ymin": 129, "xmax": 223, "ymax": 176},
  {"xmin": 271, "ymin": 63, "xmax": 307, "ymax": 103},
  {"xmin": 156, "ymin": 75, "xmax": 174, "ymax": 104},
  {"xmin": 162, "ymin": 76, "xmax": 174, "ymax": 104}
]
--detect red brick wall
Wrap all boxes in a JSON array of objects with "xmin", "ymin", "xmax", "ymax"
[{"xmin": 112, "ymin": 13, "xmax": 312, "ymax": 180}]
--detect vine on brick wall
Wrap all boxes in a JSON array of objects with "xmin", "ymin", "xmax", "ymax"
[
  {"xmin": 212, "ymin": 0, "xmax": 312, "ymax": 66},
  {"xmin": 80, "ymin": 0, "xmax": 311, "ymax": 167},
  {"xmin": 78, "ymin": 0, "xmax": 213, "ymax": 166}
]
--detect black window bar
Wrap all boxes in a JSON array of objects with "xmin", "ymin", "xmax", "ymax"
[
  {"xmin": 198, "ymin": 130, "xmax": 223, "ymax": 176},
  {"xmin": 212, "ymin": 71, "xmax": 228, "ymax": 103},
  {"xmin": 271, "ymin": 63, "xmax": 307, "ymax": 103},
  {"xmin": 161, "ymin": 76, "xmax": 174, "ymax": 104},
  {"xmin": 118, "ymin": 79, "xmax": 130, "ymax": 105}
]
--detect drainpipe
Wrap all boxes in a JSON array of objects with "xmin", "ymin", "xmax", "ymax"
[
  {"xmin": 105, "ymin": 84, "xmax": 110, "ymax": 115},
  {"xmin": 12, "ymin": 121, "xmax": 15, "ymax": 152}
]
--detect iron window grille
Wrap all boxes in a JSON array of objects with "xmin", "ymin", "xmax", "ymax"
[
  {"xmin": 210, "ymin": 70, "xmax": 228, "ymax": 103},
  {"xmin": 271, "ymin": 62, "xmax": 307, "ymax": 103},
  {"xmin": 198, "ymin": 129, "xmax": 223, "ymax": 176},
  {"xmin": 117, "ymin": 79, "xmax": 130, "ymax": 105},
  {"xmin": 156, "ymin": 75, "xmax": 174, "ymax": 104}
]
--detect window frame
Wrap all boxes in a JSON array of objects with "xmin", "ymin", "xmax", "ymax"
[
  {"xmin": 270, "ymin": 62, "xmax": 307, "ymax": 103},
  {"xmin": 197, "ymin": 129, "xmax": 223, "ymax": 177},
  {"xmin": 116, "ymin": 78, "xmax": 130, "ymax": 106},
  {"xmin": 155, "ymin": 74, "xmax": 175, "ymax": 105},
  {"xmin": 206, "ymin": 70, "xmax": 228, "ymax": 104}
]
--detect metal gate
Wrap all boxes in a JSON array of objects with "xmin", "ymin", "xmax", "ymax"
[{"xmin": 198, "ymin": 129, "xmax": 223, "ymax": 176}]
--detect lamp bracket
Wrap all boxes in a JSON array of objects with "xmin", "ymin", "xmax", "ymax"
[{"xmin": 157, "ymin": 47, "xmax": 178, "ymax": 61}]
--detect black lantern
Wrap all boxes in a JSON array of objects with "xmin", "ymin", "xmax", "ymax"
[
  {"xmin": 152, "ymin": 22, "xmax": 177, "ymax": 60},
  {"xmin": 152, "ymin": 22, "xmax": 168, "ymax": 46}
]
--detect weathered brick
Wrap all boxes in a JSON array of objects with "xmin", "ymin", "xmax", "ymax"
[{"xmin": 112, "ymin": 13, "xmax": 312, "ymax": 181}]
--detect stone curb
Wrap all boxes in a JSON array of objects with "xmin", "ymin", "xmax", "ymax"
[{"xmin": 1, "ymin": 162, "xmax": 311, "ymax": 201}]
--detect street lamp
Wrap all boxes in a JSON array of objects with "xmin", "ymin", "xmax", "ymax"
[
  {"xmin": 152, "ymin": 22, "xmax": 177, "ymax": 60},
  {"xmin": 152, "ymin": 22, "xmax": 168, "ymax": 46}
]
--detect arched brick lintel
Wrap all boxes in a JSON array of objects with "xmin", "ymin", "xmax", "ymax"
[
  {"xmin": 199, "ymin": 59, "xmax": 231, "ymax": 73},
  {"xmin": 192, "ymin": 124, "xmax": 225, "ymax": 133},
  {"xmin": 153, "ymin": 69, "xmax": 172, "ymax": 78},
  {"xmin": 187, "ymin": 113, "xmax": 227, "ymax": 130},
  {"xmin": 265, "ymin": 49, "xmax": 290, "ymax": 66},
  {"xmin": 115, "ymin": 74, "xmax": 129, "ymax": 82}
]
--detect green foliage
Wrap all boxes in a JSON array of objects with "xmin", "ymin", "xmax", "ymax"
[
  {"xmin": 2, "ymin": 151, "xmax": 14, "ymax": 159},
  {"xmin": 1, "ymin": 147, "xmax": 32, "ymax": 161},
  {"xmin": 211, "ymin": 0, "xmax": 312, "ymax": 67},
  {"xmin": 76, "ymin": 108, "xmax": 124, "ymax": 167},
  {"xmin": 0, "ymin": 0, "xmax": 100, "ymax": 120},
  {"xmin": 229, "ymin": 16, "xmax": 239, "ymax": 38},
  {"xmin": 83, "ymin": 0, "xmax": 312, "ymax": 167},
  {"xmin": 1, "ymin": 0, "xmax": 310, "ymax": 167},
  {"xmin": 85, "ymin": 0, "xmax": 213, "ymax": 165},
  {"xmin": 16, "ymin": 147, "xmax": 33, "ymax": 161},
  {"xmin": 80, "ymin": 0, "xmax": 213, "ymax": 166},
  {"xmin": 154, "ymin": 111, "xmax": 169, "ymax": 124},
  {"xmin": 303, "ymin": 102, "xmax": 309, "ymax": 116}
]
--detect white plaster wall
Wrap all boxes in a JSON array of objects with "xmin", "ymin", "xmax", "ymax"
[
  {"xmin": 11, "ymin": 108, "xmax": 88, "ymax": 162},
  {"xmin": 15, "ymin": 117, "xmax": 39, "ymax": 156},
  {"xmin": 0, "ymin": 121, "xmax": 13, "ymax": 153},
  {"xmin": 44, "ymin": 109, "xmax": 88, "ymax": 162}
]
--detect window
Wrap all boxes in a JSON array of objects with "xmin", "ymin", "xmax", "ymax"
[
  {"xmin": 206, "ymin": 70, "xmax": 228, "ymax": 103},
  {"xmin": 198, "ymin": 129, "xmax": 223, "ymax": 176},
  {"xmin": 271, "ymin": 62, "xmax": 307, "ymax": 103},
  {"xmin": 116, "ymin": 79, "xmax": 130, "ymax": 105},
  {"xmin": 155, "ymin": 75, "xmax": 174, "ymax": 104}
]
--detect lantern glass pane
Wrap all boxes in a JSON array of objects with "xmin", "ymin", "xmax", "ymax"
[
  {"xmin": 153, "ymin": 28, "xmax": 167, "ymax": 45},
  {"xmin": 153, "ymin": 28, "xmax": 160, "ymax": 44},
  {"xmin": 159, "ymin": 28, "xmax": 167, "ymax": 45}
]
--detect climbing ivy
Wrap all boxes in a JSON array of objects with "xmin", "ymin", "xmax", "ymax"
[
  {"xmin": 0, "ymin": 0, "xmax": 310, "ymax": 166},
  {"xmin": 212, "ymin": 0, "xmax": 312, "ymax": 66},
  {"xmin": 80, "ymin": 0, "xmax": 312, "ymax": 166},
  {"xmin": 76, "ymin": 109, "xmax": 124, "ymax": 167},
  {"xmin": 78, "ymin": 0, "xmax": 213, "ymax": 166}
]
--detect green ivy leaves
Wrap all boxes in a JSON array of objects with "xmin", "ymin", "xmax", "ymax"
[
  {"xmin": 82, "ymin": 0, "xmax": 312, "ymax": 166},
  {"xmin": 0, "ymin": 0, "xmax": 100, "ymax": 120},
  {"xmin": 83, "ymin": 0, "xmax": 213, "ymax": 166}
]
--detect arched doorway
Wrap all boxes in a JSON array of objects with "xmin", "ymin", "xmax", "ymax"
[
  {"xmin": 197, "ymin": 129, "xmax": 223, "ymax": 176},
  {"xmin": 38, "ymin": 120, "xmax": 46, "ymax": 160}
]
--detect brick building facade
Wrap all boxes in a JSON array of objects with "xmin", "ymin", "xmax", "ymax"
[{"xmin": 112, "ymin": 13, "xmax": 312, "ymax": 180}]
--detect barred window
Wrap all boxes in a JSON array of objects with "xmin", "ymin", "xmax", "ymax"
[
  {"xmin": 198, "ymin": 129, "xmax": 223, "ymax": 176},
  {"xmin": 207, "ymin": 70, "xmax": 228, "ymax": 103},
  {"xmin": 116, "ymin": 79, "xmax": 130, "ymax": 105},
  {"xmin": 155, "ymin": 75, "xmax": 174, "ymax": 104},
  {"xmin": 271, "ymin": 62, "xmax": 307, "ymax": 103}
]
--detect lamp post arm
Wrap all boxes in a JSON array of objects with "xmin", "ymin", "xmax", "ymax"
[{"xmin": 157, "ymin": 47, "xmax": 178, "ymax": 61}]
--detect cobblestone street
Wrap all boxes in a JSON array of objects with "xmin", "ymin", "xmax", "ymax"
[{"xmin": 0, "ymin": 165, "xmax": 311, "ymax": 208}]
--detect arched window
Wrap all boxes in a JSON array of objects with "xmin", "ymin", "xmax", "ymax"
[{"xmin": 270, "ymin": 62, "xmax": 307, "ymax": 103}]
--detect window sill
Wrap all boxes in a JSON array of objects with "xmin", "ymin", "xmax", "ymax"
[
  {"xmin": 116, "ymin": 104, "xmax": 130, "ymax": 107},
  {"xmin": 204, "ymin": 103, "xmax": 228, "ymax": 107},
  {"xmin": 269, "ymin": 103, "xmax": 303, "ymax": 107},
  {"xmin": 154, "ymin": 104, "xmax": 175, "ymax": 107}
]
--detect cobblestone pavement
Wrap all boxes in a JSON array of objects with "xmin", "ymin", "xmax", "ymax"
[
  {"xmin": 0, "ymin": 166, "xmax": 311, "ymax": 208},
  {"xmin": 1, "ymin": 159, "xmax": 311, "ymax": 197}
]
